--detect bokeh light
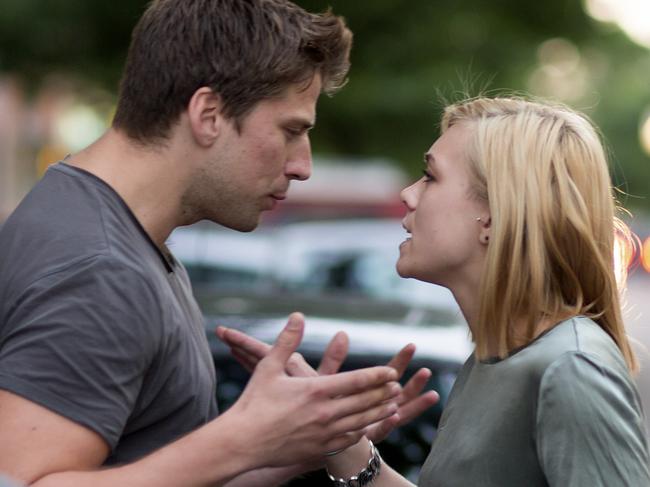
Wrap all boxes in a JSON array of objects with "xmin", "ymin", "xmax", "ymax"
[
  {"xmin": 614, "ymin": 231, "xmax": 636, "ymax": 287},
  {"xmin": 640, "ymin": 111, "xmax": 650, "ymax": 157},
  {"xmin": 584, "ymin": 0, "xmax": 650, "ymax": 49},
  {"xmin": 528, "ymin": 38, "xmax": 590, "ymax": 101},
  {"xmin": 641, "ymin": 236, "xmax": 650, "ymax": 273},
  {"xmin": 55, "ymin": 104, "xmax": 107, "ymax": 152}
]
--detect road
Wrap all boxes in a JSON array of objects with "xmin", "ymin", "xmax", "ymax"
[{"xmin": 624, "ymin": 274, "xmax": 650, "ymax": 435}]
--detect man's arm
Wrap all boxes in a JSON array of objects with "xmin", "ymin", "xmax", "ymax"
[
  {"xmin": 0, "ymin": 314, "xmax": 401, "ymax": 487},
  {"xmin": 0, "ymin": 391, "xmax": 109, "ymax": 483}
]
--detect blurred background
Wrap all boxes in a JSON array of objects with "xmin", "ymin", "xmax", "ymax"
[{"xmin": 1, "ymin": 0, "xmax": 650, "ymax": 482}]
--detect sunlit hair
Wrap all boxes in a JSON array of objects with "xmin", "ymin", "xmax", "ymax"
[{"xmin": 441, "ymin": 97, "xmax": 637, "ymax": 372}]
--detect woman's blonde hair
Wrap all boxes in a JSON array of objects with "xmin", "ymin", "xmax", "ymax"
[{"xmin": 441, "ymin": 97, "xmax": 637, "ymax": 371}]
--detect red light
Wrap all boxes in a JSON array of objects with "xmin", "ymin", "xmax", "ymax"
[{"xmin": 642, "ymin": 237, "xmax": 650, "ymax": 273}]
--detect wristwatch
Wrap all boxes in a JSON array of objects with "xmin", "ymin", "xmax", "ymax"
[{"xmin": 326, "ymin": 440, "xmax": 382, "ymax": 487}]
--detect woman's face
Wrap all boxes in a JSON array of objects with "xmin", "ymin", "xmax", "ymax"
[{"xmin": 397, "ymin": 123, "xmax": 490, "ymax": 289}]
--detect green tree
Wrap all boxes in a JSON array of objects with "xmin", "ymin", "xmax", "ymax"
[{"xmin": 1, "ymin": 0, "xmax": 648, "ymax": 208}]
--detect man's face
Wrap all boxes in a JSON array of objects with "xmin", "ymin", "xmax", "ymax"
[{"xmin": 187, "ymin": 74, "xmax": 321, "ymax": 231}]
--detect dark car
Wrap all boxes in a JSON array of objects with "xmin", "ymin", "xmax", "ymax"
[{"xmin": 169, "ymin": 219, "xmax": 472, "ymax": 483}]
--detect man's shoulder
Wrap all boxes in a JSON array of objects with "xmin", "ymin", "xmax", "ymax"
[
  {"xmin": 0, "ymin": 167, "xmax": 168, "ymax": 321},
  {"xmin": 1, "ymin": 163, "xmax": 114, "ymax": 258},
  {"xmin": 1, "ymin": 163, "xmax": 159, "ymax": 284}
]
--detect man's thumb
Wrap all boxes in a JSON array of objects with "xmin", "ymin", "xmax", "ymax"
[{"xmin": 267, "ymin": 312, "xmax": 305, "ymax": 368}]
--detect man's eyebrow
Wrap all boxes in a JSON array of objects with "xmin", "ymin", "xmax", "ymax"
[{"xmin": 286, "ymin": 117, "xmax": 315, "ymax": 130}]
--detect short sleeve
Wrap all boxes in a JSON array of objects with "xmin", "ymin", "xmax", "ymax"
[
  {"xmin": 0, "ymin": 256, "xmax": 162, "ymax": 450},
  {"xmin": 536, "ymin": 352, "xmax": 650, "ymax": 486}
]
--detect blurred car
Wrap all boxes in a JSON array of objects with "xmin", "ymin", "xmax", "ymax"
[{"xmin": 168, "ymin": 219, "xmax": 473, "ymax": 483}]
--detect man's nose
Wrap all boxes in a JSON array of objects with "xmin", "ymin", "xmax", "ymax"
[{"xmin": 286, "ymin": 138, "xmax": 312, "ymax": 181}]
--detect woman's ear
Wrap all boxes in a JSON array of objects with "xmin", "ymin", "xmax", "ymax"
[
  {"xmin": 479, "ymin": 215, "xmax": 491, "ymax": 245},
  {"xmin": 187, "ymin": 87, "xmax": 224, "ymax": 147}
]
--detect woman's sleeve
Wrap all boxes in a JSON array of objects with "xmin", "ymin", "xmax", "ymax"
[{"xmin": 536, "ymin": 352, "xmax": 650, "ymax": 486}]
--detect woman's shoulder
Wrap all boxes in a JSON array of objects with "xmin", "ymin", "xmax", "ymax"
[
  {"xmin": 544, "ymin": 316, "xmax": 624, "ymax": 361},
  {"xmin": 512, "ymin": 316, "xmax": 629, "ymax": 378}
]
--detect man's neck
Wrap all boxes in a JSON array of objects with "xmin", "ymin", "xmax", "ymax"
[{"xmin": 65, "ymin": 128, "xmax": 190, "ymax": 248}]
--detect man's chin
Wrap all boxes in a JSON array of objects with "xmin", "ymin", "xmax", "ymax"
[
  {"xmin": 228, "ymin": 219, "xmax": 260, "ymax": 233},
  {"xmin": 207, "ymin": 213, "xmax": 261, "ymax": 233}
]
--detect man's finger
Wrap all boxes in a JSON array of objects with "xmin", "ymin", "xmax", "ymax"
[
  {"xmin": 286, "ymin": 352, "xmax": 318, "ymax": 377},
  {"xmin": 329, "ymin": 401, "xmax": 400, "ymax": 437},
  {"xmin": 317, "ymin": 331, "xmax": 349, "ymax": 375},
  {"xmin": 317, "ymin": 366, "xmax": 398, "ymax": 399},
  {"xmin": 264, "ymin": 312, "xmax": 305, "ymax": 370},
  {"xmin": 329, "ymin": 381, "xmax": 401, "ymax": 420}
]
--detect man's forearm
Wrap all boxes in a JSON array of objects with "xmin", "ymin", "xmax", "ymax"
[
  {"xmin": 31, "ymin": 427, "xmax": 316, "ymax": 487},
  {"xmin": 32, "ymin": 415, "xmax": 254, "ymax": 487}
]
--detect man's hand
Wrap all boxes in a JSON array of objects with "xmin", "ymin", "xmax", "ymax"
[
  {"xmin": 221, "ymin": 313, "xmax": 403, "ymax": 467},
  {"xmin": 216, "ymin": 318, "xmax": 439, "ymax": 444}
]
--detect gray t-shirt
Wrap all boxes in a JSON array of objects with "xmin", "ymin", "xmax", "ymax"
[
  {"xmin": 0, "ymin": 162, "xmax": 218, "ymax": 464},
  {"xmin": 418, "ymin": 316, "xmax": 650, "ymax": 486}
]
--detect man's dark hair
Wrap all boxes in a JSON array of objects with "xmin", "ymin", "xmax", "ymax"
[{"xmin": 112, "ymin": 0, "xmax": 352, "ymax": 143}]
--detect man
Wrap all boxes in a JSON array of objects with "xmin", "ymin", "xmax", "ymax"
[{"xmin": 0, "ymin": 1, "xmax": 435, "ymax": 485}]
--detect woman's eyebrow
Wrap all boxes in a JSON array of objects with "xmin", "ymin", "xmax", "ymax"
[{"xmin": 424, "ymin": 153, "xmax": 436, "ymax": 166}]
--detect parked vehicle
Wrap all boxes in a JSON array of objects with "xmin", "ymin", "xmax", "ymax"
[{"xmin": 169, "ymin": 219, "xmax": 473, "ymax": 483}]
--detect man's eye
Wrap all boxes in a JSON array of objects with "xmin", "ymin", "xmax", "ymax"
[{"xmin": 285, "ymin": 128, "xmax": 303, "ymax": 138}]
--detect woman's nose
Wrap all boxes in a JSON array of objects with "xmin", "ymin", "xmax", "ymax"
[{"xmin": 400, "ymin": 181, "xmax": 419, "ymax": 211}]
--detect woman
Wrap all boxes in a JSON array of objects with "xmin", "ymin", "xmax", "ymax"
[{"xmin": 218, "ymin": 97, "xmax": 650, "ymax": 486}]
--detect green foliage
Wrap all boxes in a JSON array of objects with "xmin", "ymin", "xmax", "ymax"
[
  {"xmin": 0, "ymin": 0, "xmax": 145, "ymax": 90},
  {"xmin": 1, "ymin": 0, "xmax": 648, "ymax": 208},
  {"xmin": 296, "ymin": 0, "xmax": 650, "ymax": 208}
]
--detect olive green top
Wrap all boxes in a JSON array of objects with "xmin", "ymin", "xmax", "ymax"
[{"xmin": 418, "ymin": 316, "xmax": 650, "ymax": 486}]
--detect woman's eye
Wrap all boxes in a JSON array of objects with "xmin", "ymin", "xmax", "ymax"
[{"xmin": 422, "ymin": 169, "xmax": 435, "ymax": 182}]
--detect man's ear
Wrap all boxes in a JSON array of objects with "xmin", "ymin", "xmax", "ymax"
[{"xmin": 187, "ymin": 87, "xmax": 224, "ymax": 147}]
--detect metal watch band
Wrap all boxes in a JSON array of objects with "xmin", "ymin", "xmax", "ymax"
[{"xmin": 326, "ymin": 440, "xmax": 382, "ymax": 487}]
